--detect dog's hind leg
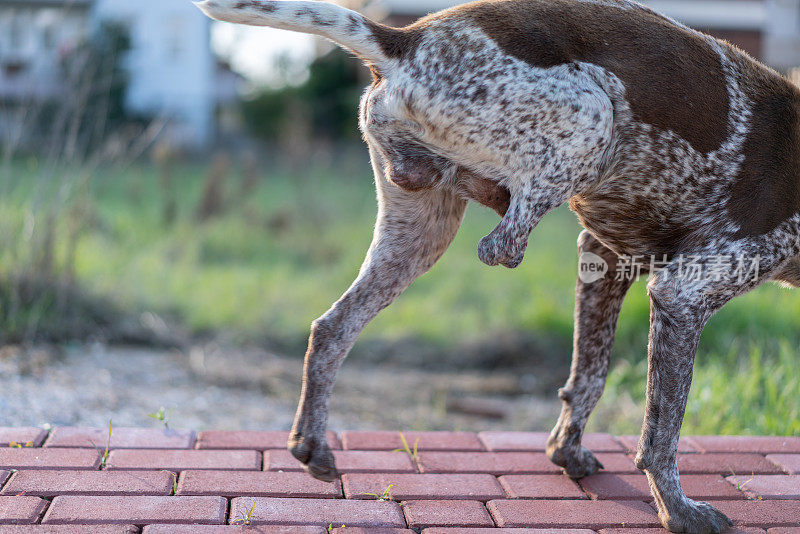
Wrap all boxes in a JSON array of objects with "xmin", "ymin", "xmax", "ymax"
[
  {"xmin": 547, "ymin": 230, "xmax": 636, "ymax": 478},
  {"xmin": 288, "ymin": 147, "xmax": 467, "ymax": 481},
  {"xmin": 477, "ymin": 178, "xmax": 574, "ymax": 269}
]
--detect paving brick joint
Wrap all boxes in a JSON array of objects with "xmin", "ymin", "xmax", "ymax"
[{"xmin": 0, "ymin": 427, "xmax": 797, "ymax": 531}]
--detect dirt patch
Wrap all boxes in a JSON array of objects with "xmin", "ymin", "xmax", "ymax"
[{"xmin": 0, "ymin": 343, "xmax": 564, "ymax": 432}]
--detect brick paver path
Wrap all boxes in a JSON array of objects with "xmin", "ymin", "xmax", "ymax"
[{"xmin": 0, "ymin": 428, "xmax": 798, "ymax": 532}]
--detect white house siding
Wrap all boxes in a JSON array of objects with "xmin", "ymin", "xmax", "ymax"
[
  {"xmin": 93, "ymin": 0, "xmax": 217, "ymax": 147},
  {"xmin": 0, "ymin": 1, "xmax": 91, "ymax": 101},
  {"xmin": 764, "ymin": 0, "xmax": 800, "ymax": 71}
]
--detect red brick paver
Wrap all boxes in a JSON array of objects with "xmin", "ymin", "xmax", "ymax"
[
  {"xmin": 329, "ymin": 529, "xmax": 413, "ymax": 534},
  {"xmin": 689, "ymin": 436, "xmax": 800, "ymax": 454},
  {"xmin": 0, "ymin": 449, "xmax": 99, "ymax": 470},
  {"xmin": 45, "ymin": 427, "xmax": 195, "ymax": 449},
  {"xmin": 497, "ymin": 474, "xmax": 586, "ymax": 499},
  {"xmin": 423, "ymin": 530, "xmax": 597, "ymax": 534},
  {"xmin": 177, "ymin": 470, "xmax": 342, "ymax": 497},
  {"xmin": 0, "ymin": 428, "xmax": 48, "ymax": 448},
  {"xmin": 0, "ymin": 527, "xmax": 138, "ymax": 533},
  {"xmin": 616, "ymin": 435, "xmax": 697, "ymax": 454},
  {"xmin": 710, "ymin": 500, "xmax": 800, "ymax": 527},
  {"xmin": 479, "ymin": 432, "xmax": 623, "ymax": 452},
  {"xmin": 0, "ymin": 470, "xmax": 174, "ymax": 496},
  {"xmin": 341, "ymin": 431, "xmax": 483, "ymax": 451},
  {"xmin": 417, "ymin": 452, "xmax": 560, "ymax": 474},
  {"xmin": 677, "ymin": 453, "xmax": 782, "ymax": 474},
  {"xmin": 228, "ymin": 497, "xmax": 405, "ymax": 527},
  {"xmin": 42, "ymin": 495, "xmax": 226, "ymax": 524},
  {"xmin": 768, "ymin": 454, "xmax": 800, "ymax": 474},
  {"xmin": 107, "ymin": 449, "xmax": 260, "ymax": 470},
  {"xmin": 344, "ymin": 473, "xmax": 505, "ymax": 500},
  {"xmin": 588, "ymin": 453, "xmax": 640, "ymax": 474},
  {"xmin": 0, "ymin": 427, "xmax": 797, "ymax": 530},
  {"xmin": 581, "ymin": 473, "xmax": 743, "ymax": 500},
  {"xmin": 402, "ymin": 500, "xmax": 494, "ymax": 528},
  {"xmin": 600, "ymin": 529, "xmax": 766, "ymax": 534},
  {"xmin": 726, "ymin": 475, "xmax": 800, "ymax": 500},
  {"xmin": 266, "ymin": 449, "xmax": 415, "ymax": 473},
  {"xmin": 196, "ymin": 430, "xmax": 341, "ymax": 450},
  {"xmin": 0, "ymin": 496, "xmax": 48, "ymax": 524},
  {"xmin": 145, "ymin": 527, "xmax": 327, "ymax": 533},
  {"xmin": 487, "ymin": 499, "xmax": 660, "ymax": 528},
  {"xmin": 330, "ymin": 529, "xmax": 414, "ymax": 534}
]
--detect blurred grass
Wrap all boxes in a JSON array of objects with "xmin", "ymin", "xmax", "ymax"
[{"xmin": 1, "ymin": 154, "xmax": 798, "ymax": 435}]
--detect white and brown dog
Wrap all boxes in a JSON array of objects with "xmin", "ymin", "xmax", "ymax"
[{"xmin": 196, "ymin": 0, "xmax": 800, "ymax": 532}]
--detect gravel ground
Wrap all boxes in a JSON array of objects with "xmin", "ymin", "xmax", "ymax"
[{"xmin": 0, "ymin": 343, "xmax": 573, "ymax": 432}]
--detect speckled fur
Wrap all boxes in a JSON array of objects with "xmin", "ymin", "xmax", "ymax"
[{"xmin": 196, "ymin": 1, "xmax": 800, "ymax": 531}]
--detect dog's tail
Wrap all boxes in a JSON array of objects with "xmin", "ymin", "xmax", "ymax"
[{"xmin": 194, "ymin": 0, "xmax": 396, "ymax": 65}]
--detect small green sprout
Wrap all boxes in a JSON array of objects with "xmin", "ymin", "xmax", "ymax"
[
  {"xmin": 729, "ymin": 468, "xmax": 755, "ymax": 494},
  {"xmin": 394, "ymin": 433, "xmax": 420, "ymax": 463},
  {"xmin": 148, "ymin": 407, "xmax": 171, "ymax": 429},
  {"xmin": 364, "ymin": 484, "xmax": 395, "ymax": 501},
  {"xmin": 163, "ymin": 470, "xmax": 178, "ymax": 494},
  {"xmin": 233, "ymin": 499, "xmax": 257, "ymax": 526},
  {"xmin": 89, "ymin": 420, "xmax": 113, "ymax": 469}
]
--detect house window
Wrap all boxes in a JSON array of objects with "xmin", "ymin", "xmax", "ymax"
[{"xmin": 4, "ymin": 60, "xmax": 27, "ymax": 78}]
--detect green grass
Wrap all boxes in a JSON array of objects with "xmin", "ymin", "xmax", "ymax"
[{"xmin": 1, "ymin": 154, "xmax": 798, "ymax": 435}]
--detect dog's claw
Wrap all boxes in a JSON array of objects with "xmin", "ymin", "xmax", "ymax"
[
  {"xmin": 660, "ymin": 499, "xmax": 733, "ymax": 534},
  {"xmin": 501, "ymin": 253, "xmax": 525, "ymax": 269},
  {"xmin": 288, "ymin": 432, "xmax": 338, "ymax": 483}
]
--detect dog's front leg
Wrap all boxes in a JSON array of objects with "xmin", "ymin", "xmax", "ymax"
[
  {"xmin": 288, "ymin": 150, "xmax": 467, "ymax": 481},
  {"xmin": 547, "ymin": 230, "xmax": 638, "ymax": 478}
]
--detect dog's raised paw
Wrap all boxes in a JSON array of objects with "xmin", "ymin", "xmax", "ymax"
[
  {"xmin": 478, "ymin": 232, "xmax": 525, "ymax": 267},
  {"xmin": 661, "ymin": 500, "xmax": 733, "ymax": 534}
]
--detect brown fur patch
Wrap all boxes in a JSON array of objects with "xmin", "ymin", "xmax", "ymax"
[
  {"xmin": 457, "ymin": 0, "xmax": 730, "ymax": 154},
  {"xmin": 569, "ymin": 193, "xmax": 704, "ymax": 258},
  {"xmin": 728, "ymin": 55, "xmax": 800, "ymax": 237},
  {"xmin": 365, "ymin": 20, "xmax": 426, "ymax": 60},
  {"xmin": 457, "ymin": 171, "xmax": 511, "ymax": 216}
]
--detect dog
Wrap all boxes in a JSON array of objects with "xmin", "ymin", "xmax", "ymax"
[{"xmin": 196, "ymin": 0, "xmax": 800, "ymax": 531}]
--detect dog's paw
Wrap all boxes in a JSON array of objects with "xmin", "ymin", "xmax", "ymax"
[
  {"xmin": 660, "ymin": 499, "xmax": 732, "ymax": 534},
  {"xmin": 288, "ymin": 431, "xmax": 338, "ymax": 482},
  {"xmin": 547, "ymin": 443, "xmax": 604, "ymax": 479},
  {"xmin": 478, "ymin": 232, "xmax": 526, "ymax": 268}
]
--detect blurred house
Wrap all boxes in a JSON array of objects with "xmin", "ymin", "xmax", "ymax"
[
  {"xmin": 380, "ymin": 0, "xmax": 800, "ymax": 70},
  {"xmin": 0, "ymin": 0, "xmax": 243, "ymax": 149}
]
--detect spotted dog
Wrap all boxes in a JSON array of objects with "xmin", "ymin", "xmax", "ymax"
[{"xmin": 195, "ymin": 0, "xmax": 800, "ymax": 531}]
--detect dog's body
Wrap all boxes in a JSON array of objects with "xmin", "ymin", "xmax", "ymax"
[{"xmin": 197, "ymin": 0, "xmax": 800, "ymax": 531}]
